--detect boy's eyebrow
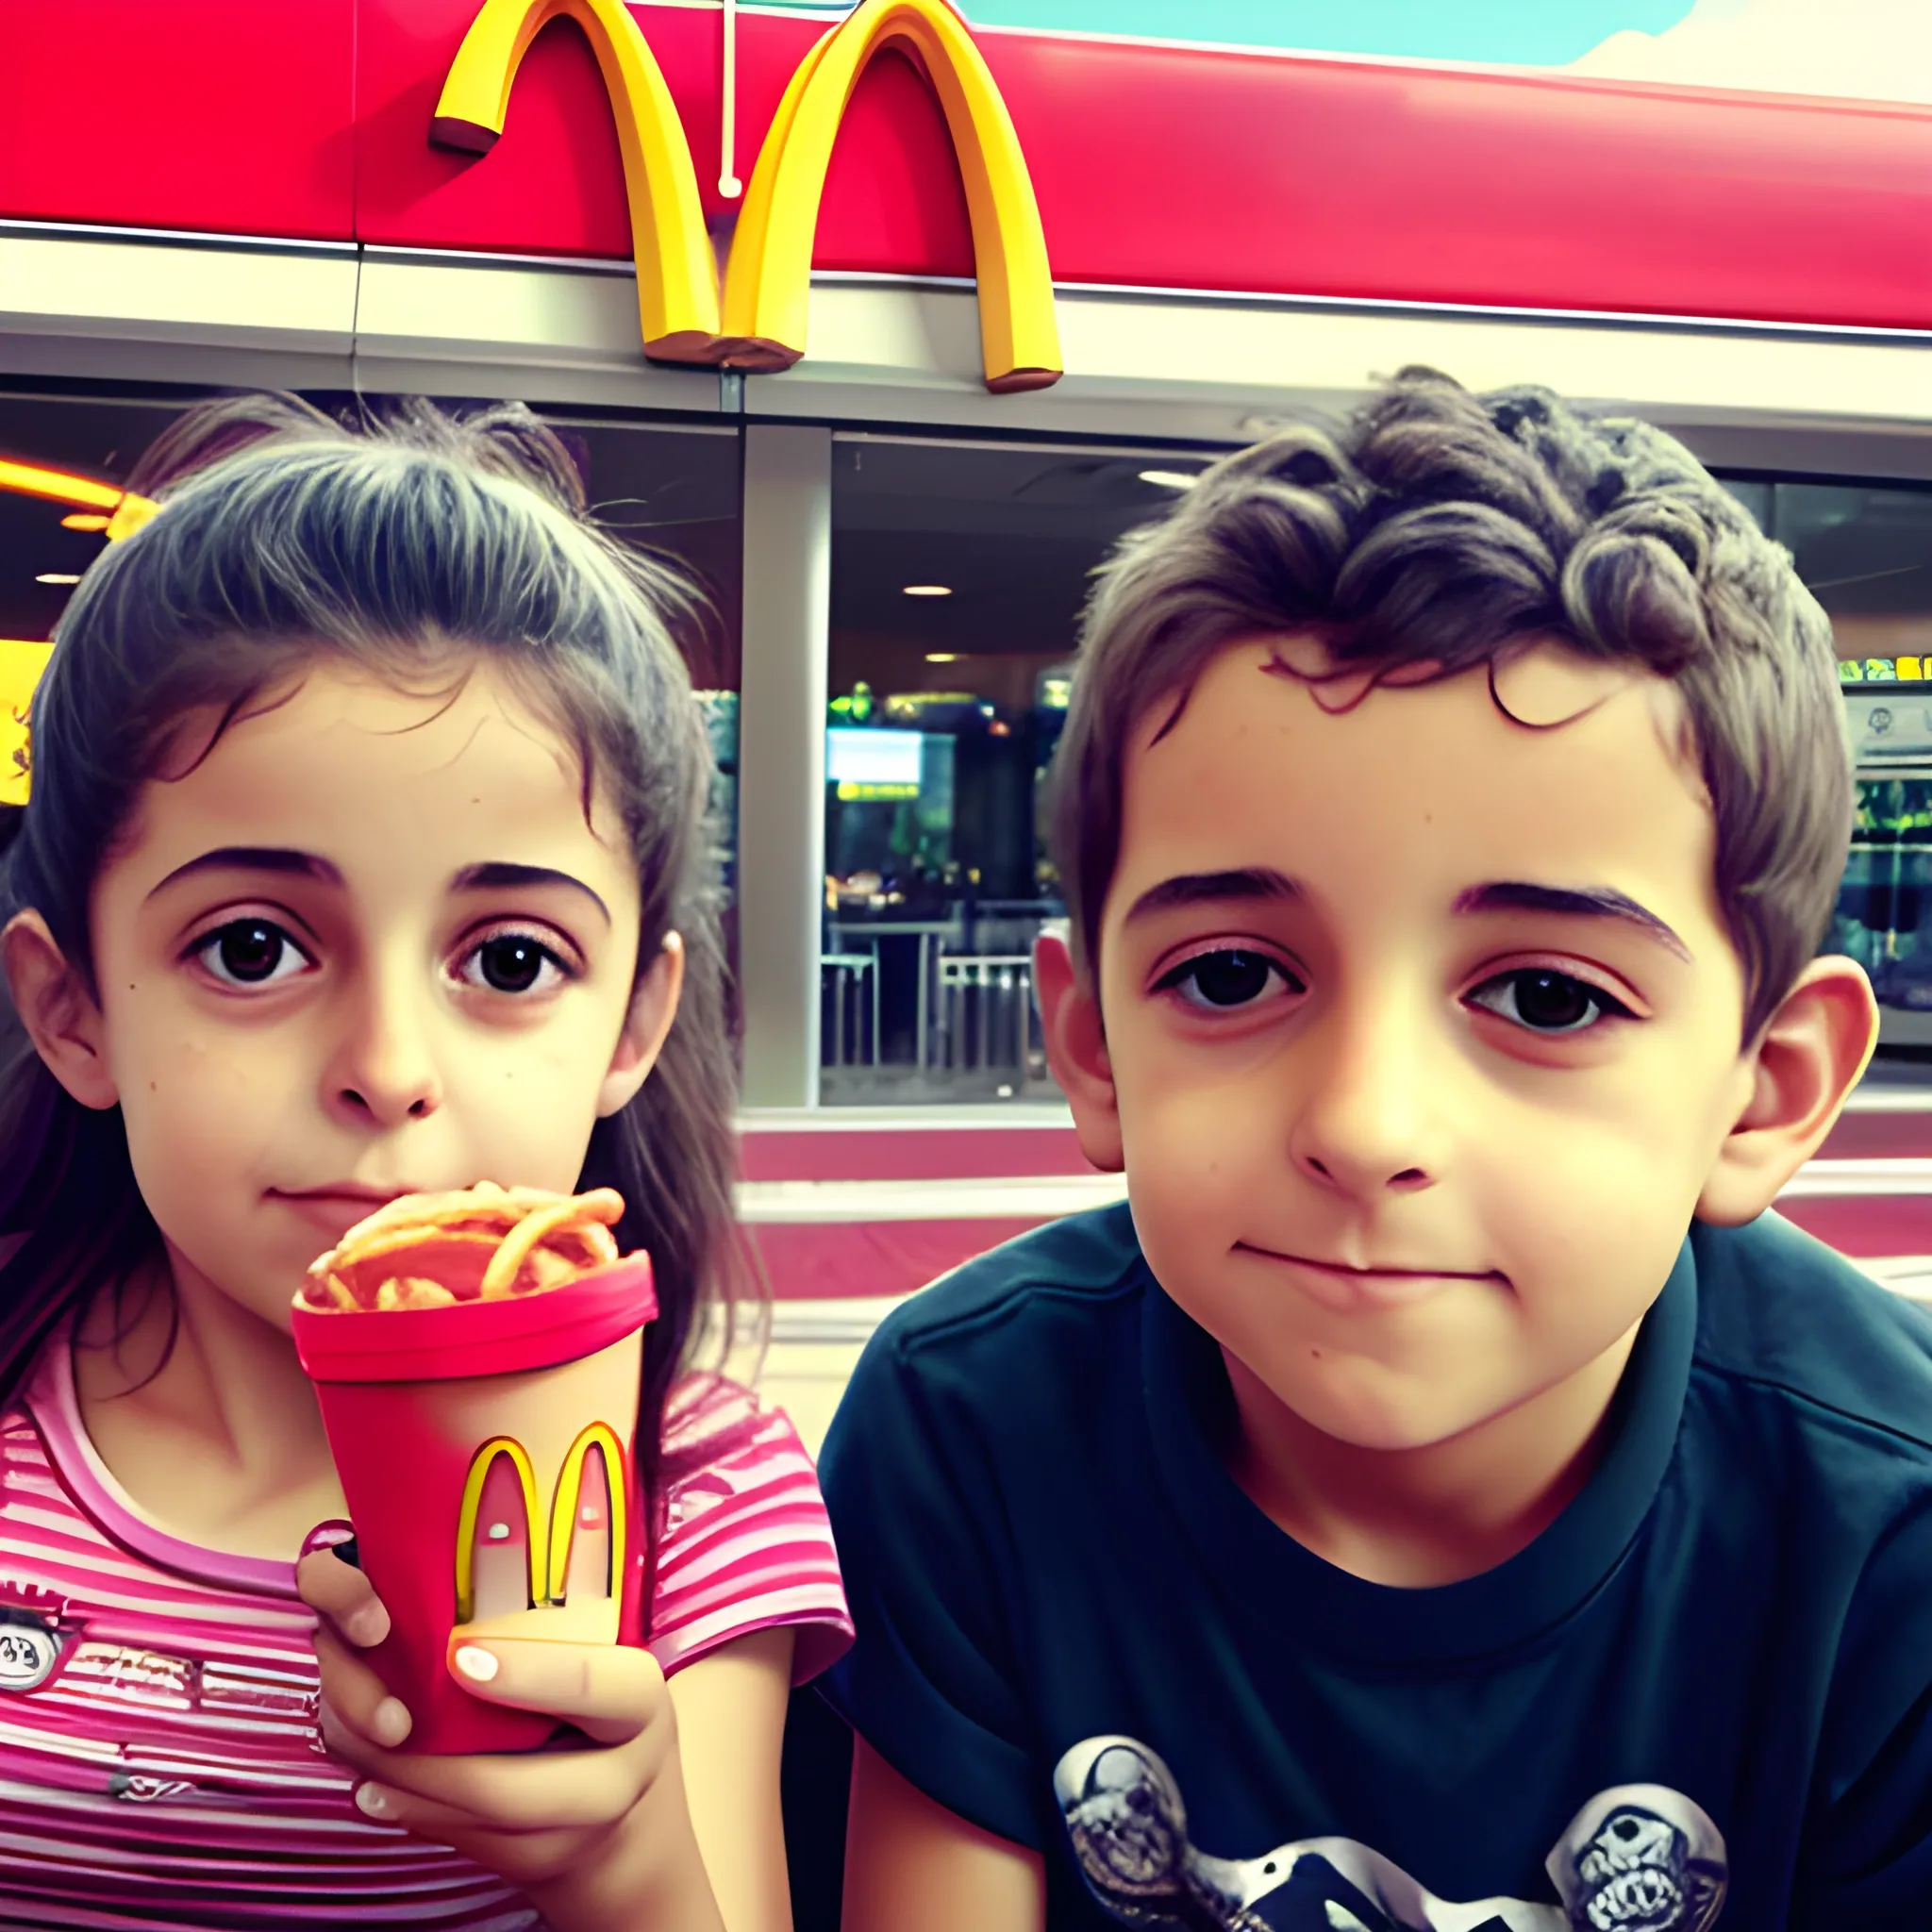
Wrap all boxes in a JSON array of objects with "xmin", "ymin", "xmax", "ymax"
[
  {"xmin": 1454, "ymin": 881, "xmax": 1691, "ymax": 959},
  {"xmin": 452, "ymin": 861, "xmax": 612, "ymax": 927},
  {"xmin": 146, "ymin": 846, "xmax": 342, "ymax": 900},
  {"xmin": 1124, "ymin": 867, "xmax": 1302, "ymax": 924}
]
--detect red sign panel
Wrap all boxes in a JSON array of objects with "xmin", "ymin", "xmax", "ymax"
[{"xmin": 2, "ymin": 0, "xmax": 1929, "ymax": 330}]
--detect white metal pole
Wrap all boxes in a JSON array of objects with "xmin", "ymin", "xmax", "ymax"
[
  {"xmin": 719, "ymin": 0, "xmax": 742, "ymax": 199},
  {"xmin": 737, "ymin": 424, "xmax": 831, "ymax": 1108}
]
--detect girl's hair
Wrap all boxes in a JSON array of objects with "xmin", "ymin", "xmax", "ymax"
[{"xmin": 0, "ymin": 393, "xmax": 753, "ymax": 1524}]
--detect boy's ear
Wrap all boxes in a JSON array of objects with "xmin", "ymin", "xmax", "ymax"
[
  {"xmin": 595, "ymin": 932, "xmax": 685, "ymax": 1118},
  {"xmin": 1035, "ymin": 927, "xmax": 1123, "ymax": 1174},
  {"xmin": 0, "ymin": 911, "xmax": 119, "ymax": 1111},
  {"xmin": 1697, "ymin": 954, "xmax": 1878, "ymax": 1226}
]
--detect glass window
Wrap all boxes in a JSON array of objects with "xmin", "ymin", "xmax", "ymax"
[
  {"xmin": 1774, "ymin": 481, "xmax": 1932, "ymax": 673},
  {"xmin": 1835, "ymin": 778, "xmax": 1932, "ymax": 1008},
  {"xmin": 0, "ymin": 386, "xmax": 741, "ymax": 917},
  {"xmin": 540, "ymin": 414, "xmax": 743, "ymax": 912},
  {"xmin": 822, "ymin": 436, "xmax": 1215, "ymax": 1106},
  {"xmin": 1750, "ymin": 480, "xmax": 1932, "ymax": 1030},
  {"xmin": 0, "ymin": 386, "xmax": 202, "ymax": 648}
]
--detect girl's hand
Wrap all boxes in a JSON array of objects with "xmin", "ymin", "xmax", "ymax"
[{"xmin": 296, "ymin": 1547, "xmax": 726, "ymax": 1932}]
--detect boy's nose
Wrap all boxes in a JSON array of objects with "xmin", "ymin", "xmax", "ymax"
[{"xmin": 1287, "ymin": 997, "xmax": 1443, "ymax": 1200}]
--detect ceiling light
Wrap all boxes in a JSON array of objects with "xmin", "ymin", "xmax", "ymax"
[
  {"xmin": 0, "ymin": 460, "xmax": 158, "ymax": 541},
  {"xmin": 925, "ymin": 652, "xmax": 958, "ymax": 663},
  {"xmin": 59, "ymin": 512, "xmax": 110, "ymax": 532},
  {"xmin": 902, "ymin": 584, "xmax": 952, "ymax": 597},
  {"xmin": 35, "ymin": 573, "xmax": 80, "ymax": 586},
  {"xmin": 1139, "ymin": 469, "xmax": 1201, "ymax": 491},
  {"xmin": 0, "ymin": 458, "xmax": 123, "ymax": 511}
]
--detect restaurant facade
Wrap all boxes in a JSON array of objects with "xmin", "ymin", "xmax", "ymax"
[{"xmin": 5, "ymin": 0, "xmax": 1932, "ymax": 1307}]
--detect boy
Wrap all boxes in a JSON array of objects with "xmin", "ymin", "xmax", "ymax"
[{"xmin": 816, "ymin": 370, "xmax": 1932, "ymax": 1930}]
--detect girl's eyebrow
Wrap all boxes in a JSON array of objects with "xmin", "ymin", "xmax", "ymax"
[
  {"xmin": 145, "ymin": 846, "xmax": 340, "ymax": 901},
  {"xmin": 143, "ymin": 851, "xmax": 612, "ymax": 928},
  {"xmin": 450, "ymin": 861, "xmax": 611, "ymax": 927}
]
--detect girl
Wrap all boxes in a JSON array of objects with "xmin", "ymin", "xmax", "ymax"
[{"xmin": 0, "ymin": 396, "xmax": 850, "ymax": 1929}]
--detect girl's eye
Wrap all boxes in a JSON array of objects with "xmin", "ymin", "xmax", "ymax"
[
  {"xmin": 191, "ymin": 919, "xmax": 312, "ymax": 989},
  {"xmin": 1156, "ymin": 949, "xmax": 1302, "ymax": 1012},
  {"xmin": 457, "ymin": 933, "xmax": 571, "ymax": 997},
  {"xmin": 1468, "ymin": 968, "xmax": 1632, "ymax": 1035}
]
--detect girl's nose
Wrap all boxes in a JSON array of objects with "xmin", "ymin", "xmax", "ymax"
[{"xmin": 325, "ymin": 976, "xmax": 443, "ymax": 1129}]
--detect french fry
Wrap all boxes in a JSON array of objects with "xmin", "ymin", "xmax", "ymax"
[{"xmin": 302, "ymin": 1186, "xmax": 627, "ymax": 1313}]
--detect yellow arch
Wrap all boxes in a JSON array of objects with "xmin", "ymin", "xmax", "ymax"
[
  {"xmin": 454, "ymin": 1437, "xmax": 544, "ymax": 1624},
  {"xmin": 721, "ymin": 0, "xmax": 1061, "ymax": 394},
  {"xmin": 545, "ymin": 1421, "xmax": 629, "ymax": 1604},
  {"xmin": 432, "ymin": 0, "xmax": 723, "ymax": 363}
]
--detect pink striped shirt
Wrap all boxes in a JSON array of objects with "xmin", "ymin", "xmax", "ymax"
[{"xmin": 0, "ymin": 1347, "xmax": 851, "ymax": 1929}]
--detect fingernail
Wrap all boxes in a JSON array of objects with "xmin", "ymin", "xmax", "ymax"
[
  {"xmin": 453, "ymin": 1644, "xmax": 499, "ymax": 1683},
  {"xmin": 373, "ymin": 1696, "xmax": 411, "ymax": 1745},
  {"xmin": 355, "ymin": 1784, "xmax": 392, "ymax": 1819},
  {"xmin": 346, "ymin": 1607, "xmax": 390, "ymax": 1647}
]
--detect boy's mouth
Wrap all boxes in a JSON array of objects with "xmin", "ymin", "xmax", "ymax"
[{"xmin": 1234, "ymin": 1241, "xmax": 1502, "ymax": 1312}]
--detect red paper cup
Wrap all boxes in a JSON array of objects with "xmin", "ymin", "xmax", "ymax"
[{"xmin": 292, "ymin": 1255, "xmax": 657, "ymax": 1754}]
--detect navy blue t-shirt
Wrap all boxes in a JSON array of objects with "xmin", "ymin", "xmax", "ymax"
[{"xmin": 819, "ymin": 1204, "xmax": 1932, "ymax": 1930}]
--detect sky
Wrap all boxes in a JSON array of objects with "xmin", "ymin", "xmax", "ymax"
[
  {"xmin": 758, "ymin": 0, "xmax": 1931, "ymax": 106},
  {"xmin": 942, "ymin": 0, "xmax": 1696, "ymax": 64}
]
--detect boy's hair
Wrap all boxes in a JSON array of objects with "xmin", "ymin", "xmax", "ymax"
[
  {"xmin": 0, "ymin": 394, "xmax": 750, "ymax": 1522},
  {"xmin": 1050, "ymin": 367, "xmax": 1850, "ymax": 1042}
]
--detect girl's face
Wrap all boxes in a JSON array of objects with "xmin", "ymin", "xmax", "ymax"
[{"xmin": 19, "ymin": 656, "xmax": 675, "ymax": 1332}]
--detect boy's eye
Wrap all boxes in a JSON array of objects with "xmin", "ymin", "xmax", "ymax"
[
  {"xmin": 1467, "ymin": 968, "xmax": 1631, "ymax": 1034},
  {"xmin": 1157, "ymin": 949, "xmax": 1301, "ymax": 1011},
  {"xmin": 192, "ymin": 919, "xmax": 311, "ymax": 988},
  {"xmin": 457, "ymin": 933, "xmax": 570, "ymax": 996}
]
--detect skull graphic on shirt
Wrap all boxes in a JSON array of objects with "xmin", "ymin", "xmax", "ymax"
[{"xmin": 1054, "ymin": 1738, "xmax": 1727, "ymax": 1932}]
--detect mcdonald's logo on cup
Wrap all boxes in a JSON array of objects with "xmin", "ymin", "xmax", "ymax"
[
  {"xmin": 292, "ymin": 1253, "xmax": 658, "ymax": 1755},
  {"xmin": 455, "ymin": 1422, "xmax": 630, "ymax": 1630},
  {"xmin": 431, "ymin": 0, "xmax": 1063, "ymax": 393}
]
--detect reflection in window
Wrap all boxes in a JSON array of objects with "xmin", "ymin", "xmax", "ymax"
[
  {"xmin": 1754, "ymin": 478, "xmax": 1932, "ymax": 1039},
  {"xmin": 541, "ymin": 414, "xmax": 743, "ymax": 909},
  {"xmin": 0, "ymin": 387, "xmax": 744, "ymax": 920},
  {"xmin": 1835, "ymin": 779, "xmax": 1932, "ymax": 1012},
  {"xmin": 822, "ymin": 437, "xmax": 1213, "ymax": 1106}
]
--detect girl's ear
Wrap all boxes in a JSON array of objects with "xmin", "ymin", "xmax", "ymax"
[
  {"xmin": 0, "ymin": 911, "xmax": 119, "ymax": 1111},
  {"xmin": 595, "ymin": 932, "xmax": 685, "ymax": 1119},
  {"xmin": 1035, "ymin": 927, "xmax": 1123, "ymax": 1174}
]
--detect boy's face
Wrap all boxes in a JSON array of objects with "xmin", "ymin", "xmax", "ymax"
[{"xmin": 1087, "ymin": 639, "xmax": 1757, "ymax": 1452}]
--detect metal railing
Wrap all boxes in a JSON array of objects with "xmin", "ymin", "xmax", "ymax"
[{"xmin": 933, "ymin": 954, "xmax": 1035, "ymax": 1076}]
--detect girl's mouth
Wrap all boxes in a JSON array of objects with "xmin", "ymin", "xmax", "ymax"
[{"xmin": 268, "ymin": 1187, "xmax": 414, "ymax": 1244}]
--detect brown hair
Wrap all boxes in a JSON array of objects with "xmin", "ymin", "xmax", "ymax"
[
  {"xmin": 1050, "ymin": 367, "xmax": 1850, "ymax": 1042},
  {"xmin": 0, "ymin": 394, "xmax": 755, "ymax": 1536}
]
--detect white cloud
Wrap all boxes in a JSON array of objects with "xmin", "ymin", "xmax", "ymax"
[{"xmin": 1565, "ymin": 0, "xmax": 1932, "ymax": 105}]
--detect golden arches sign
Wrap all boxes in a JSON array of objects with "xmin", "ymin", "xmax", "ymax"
[
  {"xmin": 432, "ymin": 0, "xmax": 1063, "ymax": 392},
  {"xmin": 433, "ymin": 0, "xmax": 722, "ymax": 360}
]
